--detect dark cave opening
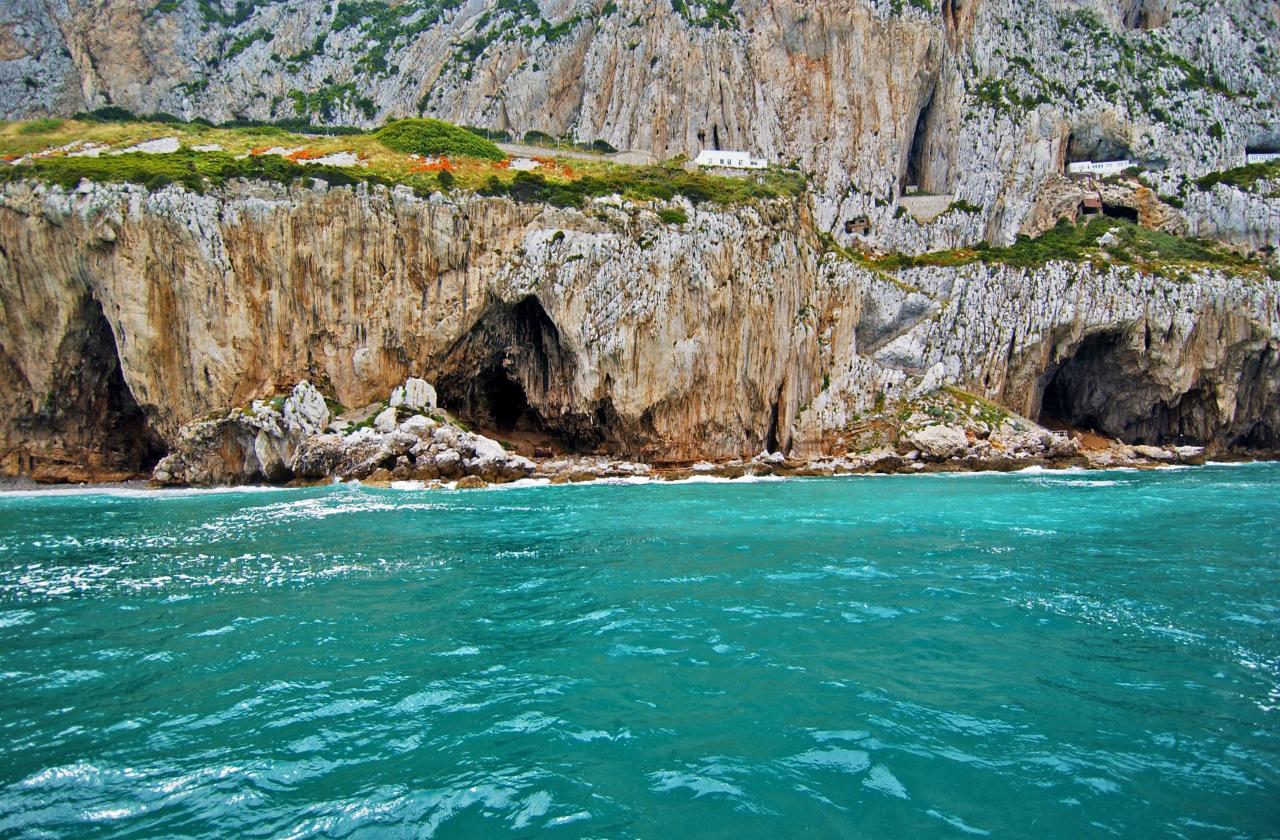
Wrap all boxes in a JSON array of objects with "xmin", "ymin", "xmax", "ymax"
[
  {"xmin": 1065, "ymin": 129, "xmax": 1131, "ymax": 166},
  {"xmin": 432, "ymin": 295, "xmax": 626, "ymax": 453},
  {"xmin": 1036, "ymin": 332, "xmax": 1213, "ymax": 446},
  {"xmin": 1101, "ymin": 202, "xmax": 1139, "ymax": 222},
  {"xmin": 436, "ymin": 296, "xmax": 558, "ymax": 436},
  {"xmin": 17, "ymin": 295, "xmax": 165, "ymax": 478},
  {"xmin": 903, "ymin": 89, "xmax": 936, "ymax": 193}
]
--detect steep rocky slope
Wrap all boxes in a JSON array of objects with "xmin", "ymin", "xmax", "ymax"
[
  {"xmin": 2, "ymin": 0, "xmax": 1277, "ymax": 250},
  {"xmin": 1, "ymin": 178, "xmax": 1275, "ymax": 481}
]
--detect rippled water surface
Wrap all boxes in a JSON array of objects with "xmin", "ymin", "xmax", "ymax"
[{"xmin": 1, "ymin": 466, "xmax": 1278, "ymax": 838}]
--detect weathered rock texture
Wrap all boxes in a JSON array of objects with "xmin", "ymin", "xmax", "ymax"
[
  {"xmin": 1, "ymin": 178, "xmax": 1276, "ymax": 480},
  {"xmin": 1, "ymin": 0, "xmax": 1277, "ymax": 251}
]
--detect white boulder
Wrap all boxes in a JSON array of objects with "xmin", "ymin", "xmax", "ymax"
[
  {"xmin": 373, "ymin": 406, "xmax": 399, "ymax": 433},
  {"xmin": 907, "ymin": 424, "xmax": 969, "ymax": 460},
  {"xmin": 390, "ymin": 377, "xmax": 437, "ymax": 412}
]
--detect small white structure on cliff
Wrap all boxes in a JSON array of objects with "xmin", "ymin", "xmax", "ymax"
[
  {"xmin": 1246, "ymin": 151, "xmax": 1280, "ymax": 165},
  {"xmin": 695, "ymin": 150, "xmax": 767, "ymax": 169},
  {"xmin": 1067, "ymin": 159, "xmax": 1135, "ymax": 177}
]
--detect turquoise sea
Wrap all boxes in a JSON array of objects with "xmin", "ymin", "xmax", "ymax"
[{"xmin": 0, "ymin": 465, "xmax": 1277, "ymax": 838}]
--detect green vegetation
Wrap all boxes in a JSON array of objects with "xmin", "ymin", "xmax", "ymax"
[
  {"xmin": 332, "ymin": 0, "xmax": 465, "ymax": 77},
  {"xmin": 375, "ymin": 118, "xmax": 505, "ymax": 160},
  {"xmin": 670, "ymin": 0, "xmax": 738, "ymax": 30},
  {"xmin": 972, "ymin": 76, "xmax": 1049, "ymax": 118},
  {"xmin": 224, "ymin": 27, "xmax": 272, "ymax": 60},
  {"xmin": 859, "ymin": 217, "xmax": 1266, "ymax": 278},
  {"xmin": 0, "ymin": 149, "xmax": 390, "ymax": 194},
  {"xmin": 17, "ymin": 118, "xmax": 63, "ymax": 135},
  {"xmin": 0, "ymin": 116, "xmax": 803, "ymax": 212},
  {"xmin": 1194, "ymin": 159, "xmax": 1280, "ymax": 192},
  {"xmin": 289, "ymin": 84, "xmax": 376, "ymax": 121},
  {"xmin": 658, "ymin": 208, "xmax": 688, "ymax": 225},
  {"xmin": 478, "ymin": 165, "xmax": 804, "ymax": 210}
]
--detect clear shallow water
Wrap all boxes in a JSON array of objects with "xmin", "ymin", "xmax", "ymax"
[{"xmin": 0, "ymin": 466, "xmax": 1277, "ymax": 838}]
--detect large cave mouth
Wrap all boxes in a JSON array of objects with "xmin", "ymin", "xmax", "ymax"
[
  {"xmin": 435, "ymin": 295, "xmax": 610, "ymax": 451},
  {"xmin": 1036, "ymin": 331, "xmax": 1214, "ymax": 445},
  {"xmin": 1065, "ymin": 128, "xmax": 1131, "ymax": 165},
  {"xmin": 902, "ymin": 85, "xmax": 938, "ymax": 193},
  {"xmin": 19, "ymin": 295, "xmax": 165, "ymax": 477}
]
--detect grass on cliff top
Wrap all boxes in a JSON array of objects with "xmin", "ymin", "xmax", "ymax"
[
  {"xmin": 851, "ymin": 217, "xmax": 1271, "ymax": 279},
  {"xmin": 0, "ymin": 116, "xmax": 806, "ymax": 208},
  {"xmin": 1194, "ymin": 158, "xmax": 1280, "ymax": 192}
]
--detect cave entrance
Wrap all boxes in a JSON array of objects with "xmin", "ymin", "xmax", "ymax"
[
  {"xmin": 436, "ymin": 296, "xmax": 559, "ymax": 435},
  {"xmin": 14, "ymin": 295, "xmax": 165, "ymax": 480},
  {"xmin": 902, "ymin": 88, "xmax": 936, "ymax": 193},
  {"xmin": 1036, "ymin": 331, "xmax": 1212, "ymax": 445},
  {"xmin": 1065, "ymin": 129, "xmax": 1131, "ymax": 170},
  {"xmin": 1101, "ymin": 203, "xmax": 1138, "ymax": 222},
  {"xmin": 434, "ymin": 295, "xmax": 618, "ymax": 453}
]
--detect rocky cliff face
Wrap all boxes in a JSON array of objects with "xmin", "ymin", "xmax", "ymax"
[
  {"xmin": 2, "ymin": 178, "xmax": 1275, "ymax": 481},
  {"xmin": 2, "ymin": 0, "xmax": 1277, "ymax": 251}
]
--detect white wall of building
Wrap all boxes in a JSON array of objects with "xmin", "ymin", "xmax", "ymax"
[
  {"xmin": 1066, "ymin": 159, "xmax": 1134, "ymax": 177},
  {"xmin": 1246, "ymin": 152, "xmax": 1280, "ymax": 165},
  {"xmin": 695, "ymin": 150, "xmax": 768, "ymax": 169}
]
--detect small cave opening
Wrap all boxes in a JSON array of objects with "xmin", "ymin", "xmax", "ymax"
[
  {"xmin": 1101, "ymin": 202, "xmax": 1139, "ymax": 221},
  {"xmin": 711, "ymin": 124, "xmax": 722, "ymax": 151},
  {"xmin": 1036, "ymin": 331, "xmax": 1214, "ymax": 446},
  {"xmin": 435, "ymin": 296, "xmax": 610, "ymax": 453}
]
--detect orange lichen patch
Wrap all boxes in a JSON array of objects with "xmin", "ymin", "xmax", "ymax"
[
  {"xmin": 494, "ymin": 158, "xmax": 512, "ymax": 170},
  {"xmin": 249, "ymin": 145, "xmax": 272, "ymax": 156},
  {"xmin": 410, "ymin": 155, "xmax": 454, "ymax": 173},
  {"xmin": 1, "ymin": 153, "xmax": 17, "ymax": 162},
  {"xmin": 284, "ymin": 148, "xmax": 326, "ymax": 162}
]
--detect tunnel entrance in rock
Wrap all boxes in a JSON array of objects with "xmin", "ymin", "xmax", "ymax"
[
  {"xmin": 1037, "ymin": 331, "xmax": 1214, "ymax": 445},
  {"xmin": 435, "ymin": 296, "xmax": 618, "ymax": 453}
]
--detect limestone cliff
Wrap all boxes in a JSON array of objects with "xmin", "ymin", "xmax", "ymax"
[
  {"xmin": 1, "ymin": 178, "xmax": 1275, "ymax": 481},
  {"xmin": 2, "ymin": 0, "xmax": 1277, "ymax": 251}
]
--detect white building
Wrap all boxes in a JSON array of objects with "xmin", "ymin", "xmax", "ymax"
[
  {"xmin": 1067, "ymin": 159, "xmax": 1135, "ymax": 177},
  {"xmin": 695, "ymin": 149, "xmax": 767, "ymax": 170},
  {"xmin": 1246, "ymin": 151, "xmax": 1280, "ymax": 165}
]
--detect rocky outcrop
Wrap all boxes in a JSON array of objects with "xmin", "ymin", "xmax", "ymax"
[
  {"xmin": 153, "ymin": 378, "xmax": 536, "ymax": 486},
  {"xmin": 1, "ymin": 177, "xmax": 1277, "ymax": 484}
]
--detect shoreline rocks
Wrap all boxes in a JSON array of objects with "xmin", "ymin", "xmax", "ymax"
[{"xmin": 149, "ymin": 378, "xmax": 1246, "ymax": 490}]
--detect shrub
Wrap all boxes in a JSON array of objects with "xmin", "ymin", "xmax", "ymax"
[
  {"xmin": 436, "ymin": 170, "xmax": 455, "ymax": 190},
  {"xmin": 17, "ymin": 118, "xmax": 63, "ymax": 134},
  {"xmin": 658, "ymin": 208, "xmax": 688, "ymax": 224},
  {"xmin": 591, "ymin": 139, "xmax": 618, "ymax": 154},
  {"xmin": 375, "ymin": 118, "xmax": 505, "ymax": 160}
]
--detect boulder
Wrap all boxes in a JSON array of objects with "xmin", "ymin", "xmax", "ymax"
[
  {"xmin": 435, "ymin": 448, "xmax": 463, "ymax": 477},
  {"xmin": 399, "ymin": 414, "xmax": 435, "ymax": 437},
  {"xmin": 390, "ymin": 377, "xmax": 437, "ymax": 412},
  {"xmin": 283, "ymin": 380, "xmax": 330, "ymax": 439},
  {"xmin": 906, "ymin": 424, "xmax": 969, "ymax": 460},
  {"xmin": 373, "ymin": 406, "xmax": 399, "ymax": 433},
  {"xmin": 292, "ymin": 434, "xmax": 345, "ymax": 478},
  {"xmin": 455, "ymin": 475, "xmax": 487, "ymax": 489}
]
